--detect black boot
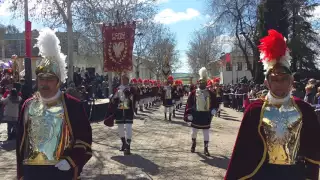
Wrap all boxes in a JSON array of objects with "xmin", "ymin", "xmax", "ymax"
[
  {"xmin": 124, "ymin": 139, "xmax": 131, "ymax": 155},
  {"xmin": 165, "ymin": 113, "xmax": 167, "ymax": 120},
  {"xmin": 135, "ymin": 108, "xmax": 138, "ymax": 115},
  {"xmin": 169, "ymin": 113, "xmax": 172, "ymax": 121},
  {"xmin": 119, "ymin": 137, "xmax": 126, "ymax": 151},
  {"xmin": 173, "ymin": 110, "xmax": 175, "ymax": 117},
  {"xmin": 191, "ymin": 138, "xmax": 196, "ymax": 153},
  {"xmin": 204, "ymin": 141, "xmax": 210, "ymax": 156}
]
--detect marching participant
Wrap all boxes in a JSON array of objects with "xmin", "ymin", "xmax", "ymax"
[
  {"xmin": 107, "ymin": 72, "xmax": 136, "ymax": 155},
  {"xmin": 162, "ymin": 76, "xmax": 174, "ymax": 121},
  {"xmin": 184, "ymin": 67, "xmax": 218, "ymax": 156},
  {"xmin": 137, "ymin": 78, "xmax": 144, "ymax": 111},
  {"xmin": 143, "ymin": 79, "xmax": 150, "ymax": 109},
  {"xmin": 151, "ymin": 80, "xmax": 158, "ymax": 106},
  {"xmin": 16, "ymin": 28, "xmax": 92, "ymax": 180},
  {"xmin": 177, "ymin": 80, "xmax": 184, "ymax": 109},
  {"xmin": 173, "ymin": 80, "xmax": 181, "ymax": 112},
  {"xmin": 225, "ymin": 30, "xmax": 320, "ymax": 179}
]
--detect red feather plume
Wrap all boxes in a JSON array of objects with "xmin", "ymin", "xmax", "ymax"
[{"xmin": 258, "ymin": 29, "xmax": 287, "ymax": 62}]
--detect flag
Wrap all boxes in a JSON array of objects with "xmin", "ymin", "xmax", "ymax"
[
  {"xmin": 102, "ymin": 22, "xmax": 136, "ymax": 72},
  {"xmin": 225, "ymin": 53, "xmax": 231, "ymax": 64}
]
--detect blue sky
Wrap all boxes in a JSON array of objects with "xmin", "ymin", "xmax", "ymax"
[{"xmin": 155, "ymin": 0, "xmax": 210, "ymax": 73}]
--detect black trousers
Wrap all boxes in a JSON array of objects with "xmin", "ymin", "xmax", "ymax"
[
  {"xmin": 253, "ymin": 163, "xmax": 306, "ymax": 180},
  {"xmin": 23, "ymin": 165, "xmax": 74, "ymax": 180}
]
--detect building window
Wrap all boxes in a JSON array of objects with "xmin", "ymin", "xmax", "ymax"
[
  {"xmin": 245, "ymin": 63, "xmax": 251, "ymax": 71},
  {"xmin": 237, "ymin": 62, "xmax": 242, "ymax": 71},
  {"xmin": 226, "ymin": 63, "xmax": 232, "ymax": 71}
]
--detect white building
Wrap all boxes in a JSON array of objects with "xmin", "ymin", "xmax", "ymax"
[
  {"xmin": 207, "ymin": 51, "xmax": 253, "ymax": 84},
  {"xmin": 129, "ymin": 56, "xmax": 156, "ymax": 79}
]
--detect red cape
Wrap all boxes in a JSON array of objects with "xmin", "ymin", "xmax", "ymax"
[
  {"xmin": 16, "ymin": 93, "xmax": 92, "ymax": 180},
  {"xmin": 225, "ymin": 99, "xmax": 320, "ymax": 180},
  {"xmin": 225, "ymin": 98, "xmax": 320, "ymax": 180}
]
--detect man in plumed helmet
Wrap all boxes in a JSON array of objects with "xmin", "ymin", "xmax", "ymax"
[
  {"xmin": 16, "ymin": 28, "xmax": 92, "ymax": 180},
  {"xmin": 162, "ymin": 75, "xmax": 175, "ymax": 121},
  {"xmin": 184, "ymin": 67, "xmax": 218, "ymax": 156},
  {"xmin": 225, "ymin": 30, "xmax": 320, "ymax": 179},
  {"xmin": 106, "ymin": 72, "xmax": 136, "ymax": 155}
]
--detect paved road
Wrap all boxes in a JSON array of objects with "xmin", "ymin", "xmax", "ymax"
[{"xmin": 0, "ymin": 100, "xmax": 243, "ymax": 180}]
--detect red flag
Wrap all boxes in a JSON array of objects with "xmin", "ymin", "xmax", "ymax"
[
  {"xmin": 102, "ymin": 22, "xmax": 136, "ymax": 72},
  {"xmin": 225, "ymin": 53, "xmax": 231, "ymax": 63}
]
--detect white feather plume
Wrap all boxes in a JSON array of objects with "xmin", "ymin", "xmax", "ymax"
[
  {"xmin": 198, "ymin": 67, "xmax": 208, "ymax": 79},
  {"xmin": 34, "ymin": 28, "xmax": 68, "ymax": 83}
]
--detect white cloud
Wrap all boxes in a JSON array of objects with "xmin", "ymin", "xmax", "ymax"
[
  {"xmin": 0, "ymin": 0, "xmax": 11, "ymax": 16},
  {"xmin": 310, "ymin": 6, "xmax": 320, "ymax": 21},
  {"xmin": 154, "ymin": 8, "xmax": 200, "ymax": 24}
]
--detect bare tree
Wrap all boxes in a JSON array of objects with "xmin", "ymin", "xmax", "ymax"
[
  {"xmin": 10, "ymin": 0, "xmax": 77, "ymax": 82},
  {"xmin": 186, "ymin": 27, "xmax": 223, "ymax": 76},
  {"xmin": 147, "ymin": 24, "xmax": 180, "ymax": 79},
  {"xmin": 208, "ymin": 0, "xmax": 261, "ymax": 78}
]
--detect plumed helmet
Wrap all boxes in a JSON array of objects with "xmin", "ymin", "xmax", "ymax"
[{"xmin": 35, "ymin": 28, "xmax": 67, "ymax": 83}]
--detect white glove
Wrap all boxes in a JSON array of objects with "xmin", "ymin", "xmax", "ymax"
[
  {"xmin": 55, "ymin": 159, "xmax": 71, "ymax": 171},
  {"xmin": 211, "ymin": 109, "xmax": 217, "ymax": 116},
  {"xmin": 187, "ymin": 115, "xmax": 193, "ymax": 121},
  {"xmin": 172, "ymin": 100, "xmax": 175, "ymax": 103}
]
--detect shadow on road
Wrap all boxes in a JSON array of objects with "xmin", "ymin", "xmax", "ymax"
[
  {"xmin": 169, "ymin": 119, "xmax": 189, "ymax": 127},
  {"xmin": 0, "ymin": 140, "xmax": 16, "ymax": 151},
  {"xmin": 111, "ymin": 154, "xmax": 160, "ymax": 176},
  {"xmin": 197, "ymin": 152, "xmax": 230, "ymax": 170},
  {"xmin": 92, "ymin": 174, "xmax": 126, "ymax": 180},
  {"xmin": 92, "ymin": 174, "xmax": 151, "ymax": 180}
]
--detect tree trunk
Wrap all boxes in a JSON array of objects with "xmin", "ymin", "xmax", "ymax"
[
  {"xmin": 135, "ymin": 56, "xmax": 140, "ymax": 78},
  {"xmin": 67, "ymin": 1, "xmax": 74, "ymax": 83}
]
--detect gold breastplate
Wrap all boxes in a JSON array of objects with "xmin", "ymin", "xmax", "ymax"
[
  {"xmin": 165, "ymin": 86, "xmax": 172, "ymax": 99},
  {"xmin": 262, "ymin": 99, "xmax": 302, "ymax": 165},
  {"xmin": 196, "ymin": 89, "xmax": 210, "ymax": 111},
  {"xmin": 23, "ymin": 99, "xmax": 65, "ymax": 165},
  {"xmin": 117, "ymin": 89, "xmax": 130, "ymax": 109}
]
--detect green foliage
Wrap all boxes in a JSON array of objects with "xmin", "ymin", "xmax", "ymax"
[{"xmin": 287, "ymin": 0, "xmax": 320, "ymax": 72}]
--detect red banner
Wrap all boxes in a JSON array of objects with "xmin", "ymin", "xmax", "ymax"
[{"xmin": 102, "ymin": 22, "xmax": 136, "ymax": 72}]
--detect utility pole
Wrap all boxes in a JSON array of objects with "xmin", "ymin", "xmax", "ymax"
[{"xmin": 24, "ymin": 0, "xmax": 32, "ymax": 98}]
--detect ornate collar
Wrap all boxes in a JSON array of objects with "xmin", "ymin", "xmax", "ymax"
[{"xmin": 266, "ymin": 91, "xmax": 290, "ymax": 105}]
